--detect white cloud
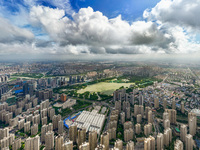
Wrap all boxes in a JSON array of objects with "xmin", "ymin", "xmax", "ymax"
[
  {"xmin": 0, "ymin": 17, "xmax": 34, "ymax": 44},
  {"xmin": 144, "ymin": 0, "xmax": 200, "ymax": 29},
  {"xmin": 166, "ymin": 25, "xmax": 200, "ymax": 53},
  {"xmin": 143, "ymin": 0, "xmax": 200, "ymax": 54},
  {"xmin": 1, "ymin": 1, "xmax": 200, "ymax": 57},
  {"xmin": 29, "ymin": 6, "xmax": 175, "ymax": 54}
]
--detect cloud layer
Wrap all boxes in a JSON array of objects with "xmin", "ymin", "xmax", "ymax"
[
  {"xmin": 144, "ymin": 0, "xmax": 200, "ymax": 29},
  {"xmin": 29, "ymin": 6, "xmax": 177, "ymax": 54},
  {"xmin": 0, "ymin": 0, "xmax": 200, "ymax": 57},
  {"xmin": 0, "ymin": 17, "xmax": 34, "ymax": 43}
]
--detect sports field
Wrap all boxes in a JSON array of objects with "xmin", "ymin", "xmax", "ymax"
[{"xmin": 77, "ymin": 82, "xmax": 135, "ymax": 95}]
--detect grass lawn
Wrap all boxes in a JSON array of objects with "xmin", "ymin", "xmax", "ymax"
[{"xmin": 77, "ymin": 82, "xmax": 135, "ymax": 95}]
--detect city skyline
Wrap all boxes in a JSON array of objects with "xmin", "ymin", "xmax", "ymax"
[
  {"xmin": 0, "ymin": 60, "xmax": 200, "ymax": 149},
  {"xmin": 0, "ymin": 0, "xmax": 200, "ymax": 60}
]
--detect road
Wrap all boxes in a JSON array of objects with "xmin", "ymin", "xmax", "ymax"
[{"xmin": 162, "ymin": 74, "xmax": 169, "ymax": 83}]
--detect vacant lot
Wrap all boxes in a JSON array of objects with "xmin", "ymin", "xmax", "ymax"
[{"xmin": 77, "ymin": 82, "xmax": 135, "ymax": 95}]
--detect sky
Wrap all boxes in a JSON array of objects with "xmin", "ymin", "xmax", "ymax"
[{"xmin": 0, "ymin": 0, "xmax": 200, "ymax": 61}]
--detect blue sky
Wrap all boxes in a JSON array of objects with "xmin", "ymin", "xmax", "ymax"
[
  {"xmin": 70, "ymin": 0, "xmax": 161, "ymax": 20},
  {"xmin": 1, "ymin": 0, "xmax": 161, "ymax": 21},
  {"xmin": 0, "ymin": 0, "xmax": 200, "ymax": 59}
]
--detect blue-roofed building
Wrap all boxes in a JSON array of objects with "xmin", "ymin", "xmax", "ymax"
[
  {"xmin": 15, "ymin": 89, "xmax": 23, "ymax": 94},
  {"xmin": 14, "ymin": 85, "xmax": 19, "ymax": 88}
]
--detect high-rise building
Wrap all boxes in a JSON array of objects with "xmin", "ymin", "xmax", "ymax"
[
  {"xmin": 78, "ymin": 127, "xmax": 86, "ymax": 146},
  {"xmin": 134, "ymin": 105, "xmax": 144, "ymax": 117},
  {"xmin": 164, "ymin": 128, "xmax": 172, "ymax": 147},
  {"xmin": 125, "ymin": 107, "xmax": 130, "ymax": 120},
  {"xmin": 163, "ymin": 98, "xmax": 167, "ymax": 110},
  {"xmin": 114, "ymin": 139, "xmax": 123, "ymax": 150},
  {"xmin": 69, "ymin": 124, "xmax": 77, "ymax": 143},
  {"xmin": 149, "ymin": 136, "xmax": 155, "ymax": 150},
  {"xmin": 108, "ymin": 128, "xmax": 116, "ymax": 140},
  {"xmin": 0, "ymin": 133, "xmax": 14, "ymax": 149},
  {"xmin": 181, "ymin": 102, "xmax": 184, "ymax": 113},
  {"xmin": 32, "ymin": 114, "xmax": 40, "ymax": 125},
  {"xmin": 12, "ymin": 138, "xmax": 21, "ymax": 150},
  {"xmin": 124, "ymin": 121, "xmax": 133, "ymax": 130},
  {"xmin": 154, "ymin": 97, "xmax": 159, "ymax": 109},
  {"xmin": 52, "ymin": 114, "xmax": 61, "ymax": 130},
  {"xmin": 25, "ymin": 135, "xmax": 40, "ymax": 150},
  {"xmin": 31, "ymin": 124, "xmax": 38, "ymax": 136},
  {"xmin": 33, "ymin": 98, "xmax": 38, "ymax": 107},
  {"xmin": 123, "ymin": 101, "xmax": 130, "ymax": 112},
  {"xmin": 135, "ymin": 123, "xmax": 141, "ymax": 135},
  {"xmin": 139, "ymin": 93, "xmax": 144, "ymax": 105},
  {"xmin": 172, "ymin": 97, "xmax": 176, "ymax": 110},
  {"xmin": 126, "ymin": 141, "xmax": 134, "ymax": 150},
  {"xmin": 148, "ymin": 110, "xmax": 153, "ymax": 124},
  {"xmin": 100, "ymin": 132, "xmax": 109, "ymax": 150},
  {"xmin": 124, "ymin": 128, "xmax": 133, "ymax": 142},
  {"xmin": 42, "ymin": 117, "xmax": 48, "ymax": 125},
  {"xmin": 95, "ymin": 144, "xmax": 105, "ymax": 150},
  {"xmin": 120, "ymin": 112, "xmax": 125, "ymax": 124},
  {"xmin": 163, "ymin": 119, "xmax": 170, "ymax": 129},
  {"xmin": 144, "ymin": 136, "xmax": 155, "ymax": 150},
  {"xmin": 108, "ymin": 121, "xmax": 117, "ymax": 129},
  {"xmin": 29, "ymin": 84, "xmax": 34, "ymax": 97},
  {"xmin": 58, "ymin": 120, "xmax": 63, "ymax": 135},
  {"xmin": 24, "ymin": 121, "xmax": 31, "ymax": 133},
  {"xmin": 174, "ymin": 140, "xmax": 183, "ymax": 150},
  {"xmin": 18, "ymin": 119, "xmax": 25, "ymax": 130},
  {"xmin": 55, "ymin": 135, "xmax": 64, "ymax": 150},
  {"xmin": 41, "ymin": 123, "xmax": 53, "ymax": 143},
  {"xmin": 188, "ymin": 112, "xmax": 197, "ymax": 136},
  {"xmin": 144, "ymin": 123, "xmax": 152, "ymax": 136},
  {"xmin": 145, "ymin": 106, "xmax": 151, "ymax": 119},
  {"xmin": 163, "ymin": 112, "xmax": 169, "ymax": 121},
  {"xmin": 157, "ymin": 133, "xmax": 164, "ymax": 150},
  {"xmin": 130, "ymin": 94, "xmax": 134, "ymax": 105},
  {"xmin": 180, "ymin": 125, "xmax": 187, "ymax": 142},
  {"xmin": 134, "ymin": 105, "xmax": 139, "ymax": 117},
  {"xmin": 89, "ymin": 131, "xmax": 97, "ymax": 150},
  {"xmin": 115, "ymin": 101, "xmax": 121, "ymax": 112},
  {"xmin": 69, "ymin": 75, "xmax": 72, "ymax": 84},
  {"xmin": 137, "ymin": 114, "xmax": 142, "ymax": 123},
  {"xmin": 165, "ymin": 109, "xmax": 176, "ymax": 124},
  {"xmin": 144, "ymin": 138, "xmax": 151, "ymax": 150},
  {"xmin": 49, "ymin": 108, "xmax": 55, "ymax": 120},
  {"xmin": 61, "ymin": 94, "xmax": 67, "ymax": 102},
  {"xmin": 186, "ymin": 134, "xmax": 193, "ymax": 150},
  {"xmin": 41, "ymin": 108, "xmax": 47, "ymax": 119},
  {"xmin": 45, "ymin": 131, "xmax": 54, "ymax": 150},
  {"xmin": 113, "ymin": 91, "xmax": 118, "ymax": 101},
  {"xmin": 62, "ymin": 140, "xmax": 73, "ymax": 150},
  {"xmin": 125, "ymin": 93, "xmax": 129, "ymax": 101},
  {"xmin": 23, "ymin": 83, "xmax": 29, "ymax": 96},
  {"xmin": 79, "ymin": 142, "xmax": 90, "ymax": 150},
  {"xmin": 40, "ymin": 99, "xmax": 49, "ymax": 110}
]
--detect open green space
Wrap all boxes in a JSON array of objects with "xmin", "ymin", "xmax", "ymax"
[
  {"xmin": 54, "ymin": 75, "xmax": 161, "ymax": 100},
  {"xmin": 12, "ymin": 73, "xmax": 44, "ymax": 79},
  {"xmin": 77, "ymin": 82, "xmax": 135, "ymax": 95}
]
